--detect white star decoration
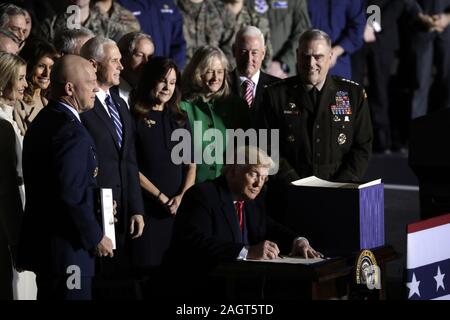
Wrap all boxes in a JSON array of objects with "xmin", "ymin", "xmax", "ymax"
[
  {"xmin": 407, "ymin": 273, "xmax": 421, "ymax": 298},
  {"xmin": 434, "ymin": 266, "xmax": 446, "ymax": 292}
]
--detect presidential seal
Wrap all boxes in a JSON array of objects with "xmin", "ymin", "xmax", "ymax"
[{"xmin": 355, "ymin": 249, "xmax": 381, "ymax": 290}]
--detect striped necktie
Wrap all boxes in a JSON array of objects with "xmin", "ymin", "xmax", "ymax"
[
  {"xmin": 105, "ymin": 94, "xmax": 123, "ymax": 148},
  {"xmin": 242, "ymin": 79, "xmax": 254, "ymax": 108}
]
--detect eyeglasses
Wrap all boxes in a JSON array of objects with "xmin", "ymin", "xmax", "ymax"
[{"xmin": 246, "ymin": 170, "xmax": 269, "ymax": 183}]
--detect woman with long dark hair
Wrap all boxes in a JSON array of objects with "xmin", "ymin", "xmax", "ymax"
[
  {"xmin": 15, "ymin": 39, "xmax": 58, "ymax": 135},
  {"xmin": 130, "ymin": 57, "xmax": 195, "ymax": 267}
]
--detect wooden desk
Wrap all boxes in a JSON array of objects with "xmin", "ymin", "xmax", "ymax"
[{"xmin": 211, "ymin": 245, "xmax": 399, "ymax": 300}]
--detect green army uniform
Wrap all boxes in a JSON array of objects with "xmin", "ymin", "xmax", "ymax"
[
  {"xmin": 181, "ymin": 95, "xmax": 250, "ymax": 183},
  {"xmin": 217, "ymin": 2, "xmax": 273, "ymax": 70},
  {"xmin": 176, "ymin": 0, "xmax": 233, "ymax": 63},
  {"xmin": 248, "ymin": 0, "xmax": 310, "ymax": 76},
  {"xmin": 39, "ymin": 6, "xmax": 129, "ymax": 42},
  {"xmin": 261, "ymin": 76, "xmax": 373, "ymax": 182},
  {"xmin": 107, "ymin": 1, "xmax": 141, "ymax": 34}
]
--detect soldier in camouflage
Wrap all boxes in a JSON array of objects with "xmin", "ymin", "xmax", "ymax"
[
  {"xmin": 94, "ymin": 0, "xmax": 141, "ymax": 34},
  {"xmin": 176, "ymin": 0, "xmax": 234, "ymax": 64},
  {"xmin": 39, "ymin": 0, "xmax": 129, "ymax": 43},
  {"xmin": 218, "ymin": 0, "xmax": 273, "ymax": 70},
  {"xmin": 247, "ymin": 0, "xmax": 311, "ymax": 78}
]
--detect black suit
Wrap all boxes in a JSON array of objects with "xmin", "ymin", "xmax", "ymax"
[
  {"xmin": 168, "ymin": 176, "xmax": 297, "ymax": 268},
  {"xmin": 81, "ymin": 92, "xmax": 144, "ymax": 235},
  {"xmin": 164, "ymin": 176, "xmax": 298, "ymax": 299},
  {"xmin": 0, "ymin": 119, "xmax": 22, "ymax": 299},
  {"xmin": 19, "ymin": 101, "xmax": 102, "ymax": 300},
  {"xmin": 80, "ymin": 91, "xmax": 144, "ymax": 293},
  {"xmin": 229, "ymin": 69, "xmax": 280, "ymax": 127}
]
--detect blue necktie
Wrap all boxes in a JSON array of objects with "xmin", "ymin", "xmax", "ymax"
[{"xmin": 105, "ymin": 94, "xmax": 123, "ymax": 148}]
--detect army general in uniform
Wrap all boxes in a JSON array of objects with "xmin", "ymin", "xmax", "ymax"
[{"xmin": 260, "ymin": 29, "xmax": 373, "ymax": 183}]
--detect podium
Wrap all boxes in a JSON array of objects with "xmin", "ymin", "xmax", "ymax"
[{"xmin": 281, "ymin": 177, "xmax": 385, "ymax": 255}]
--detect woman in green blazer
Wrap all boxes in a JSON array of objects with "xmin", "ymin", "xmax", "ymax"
[{"xmin": 181, "ymin": 46, "xmax": 250, "ymax": 183}]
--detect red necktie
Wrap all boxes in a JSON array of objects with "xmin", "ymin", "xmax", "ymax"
[{"xmin": 235, "ymin": 201, "xmax": 244, "ymax": 231}]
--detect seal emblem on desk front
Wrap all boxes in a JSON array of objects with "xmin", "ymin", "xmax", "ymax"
[{"xmin": 356, "ymin": 249, "xmax": 381, "ymax": 290}]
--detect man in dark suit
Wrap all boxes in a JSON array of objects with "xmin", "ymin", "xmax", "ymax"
[
  {"xmin": 166, "ymin": 146, "xmax": 321, "ymax": 298},
  {"xmin": 260, "ymin": 29, "xmax": 373, "ymax": 183},
  {"xmin": 168, "ymin": 145, "xmax": 321, "ymax": 266},
  {"xmin": 229, "ymin": 26, "xmax": 279, "ymax": 126},
  {"xmin": 80, "ymin": 37, "xmax": 144, "ymax": 297},
  {"xmin": 18, "ymin": 55, "xmax": 114, "ymax": 300}
]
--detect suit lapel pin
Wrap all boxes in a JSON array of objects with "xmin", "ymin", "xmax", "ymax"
[
  {"xmin": 144, "ymin": 117, "xmax": 156, "ymax": 128},
  {"xmin": 337, "ymin": 133, "xmax": 347, "ymax": 145}
]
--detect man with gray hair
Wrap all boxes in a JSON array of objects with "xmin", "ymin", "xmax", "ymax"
[
  {"xmin": 54, "ymin": 27, "xmax": 95, "ymax": 56},
  {"xmin": 0, "ymin": 29, "xmax": 19, "ymax": 54},
  {"xmin": 260, "ymin": 29, "xmax": 373, "ymax": 182},
  {"xmin": 230, "ymin": 25, "xmax": 279, "ymax": 125},
  {"xmin": 114, "ymin": 32, "xmax": 154, "ymax": 108},
  {"xmin": 0, "ymin": 3, "xmax": 28, "ymax": 48},
  {"xmin": 80, "ymin": 36, "xmax": 144, "ymax": 298},
  {"xmin": 167, "ymin": 144, "xmax": 321, "ymax": 297}
]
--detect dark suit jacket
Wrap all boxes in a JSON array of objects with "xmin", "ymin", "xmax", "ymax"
[
  {"xmin": 18, "ymin": 101, "xmax": 102, "ymax": 276},
  {"xmin": 168, "ymin": 176, "xmax": 297, "ymax": 270},
  {"xmin": 229, "ymin": 69, "xmax": 280, "ymax": 127},
  {"xmin": 80, "ymin": 91, "xmax": 144, "ymax": 235},
  {"xmin": 260, "ymin": 75, "xmax": 373, "ymax": 182}
]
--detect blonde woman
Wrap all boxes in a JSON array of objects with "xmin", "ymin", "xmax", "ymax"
[
  {"xmin": 181, "ymin": 45, "xmax": 250, "ymax": 183},
  {"xmin": 0, "ymin": 52, "xmax": 36, "ymax": 300}
]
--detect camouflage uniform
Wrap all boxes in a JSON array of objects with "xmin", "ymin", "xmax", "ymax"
[
  {"xmin": 247, "ymin": 0, "xmax": 311, "ymax": 76},
  {"xmin": 217, "ymin": 2, "xmax": 273, "ymax": 71},
  {"xmin": 107, "ymin": 1, "xmax": 141, "ymax": 34},
  {"xmin": 39, "ymin": 5, "xmax": 129, "ymax": 43},
  {"xmin": 176, "ymin": 0, "xmax": 233, "ymax": 63}
]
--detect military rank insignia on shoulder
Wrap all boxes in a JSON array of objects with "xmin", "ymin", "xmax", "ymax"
[
  {"xmin": 338, "ymin": 77, "xmax": 361, "ymax": 87},
  {"xmin": 265, "ymin": 78, "xmax": 285, "ymax": 88}
]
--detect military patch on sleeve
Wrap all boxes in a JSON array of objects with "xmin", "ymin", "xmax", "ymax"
[{"xmin": 255, "ymin": 0, "xmax": 269, "ymax": 13}]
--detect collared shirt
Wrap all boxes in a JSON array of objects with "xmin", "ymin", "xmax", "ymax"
[
  {"xmin": 96, "ymin": 88, "xmax": 114, "ymax": 117},
  {"xmin": 239, "ymin": 69, "xmax": 261, "ymax": 98},
  {"xmin": 118, "ymin": 77, "xmax": 132, "ymax": 109},
  {"xmin": 304, "ymin": 78, "xmax": 326, "ymax": 93},
  {"xmin": 59, "ymin": 101, "xmax": 81, "ymax": 122}
]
